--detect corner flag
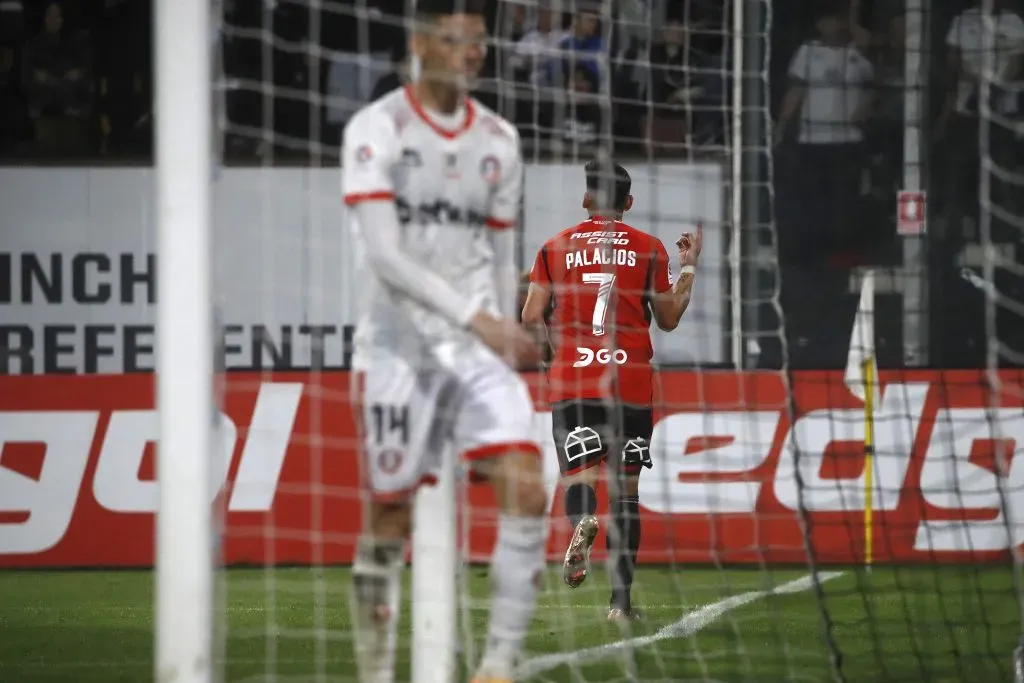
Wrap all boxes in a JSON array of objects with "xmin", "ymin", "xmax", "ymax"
[{"xmin": 844, "ymin": 270, "xmax": 881, "ymax": 407}]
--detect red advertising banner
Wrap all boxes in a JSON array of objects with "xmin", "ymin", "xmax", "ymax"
[{"xmin": 1, "ymin": 370, "xmax": 1022, "ymax": 568}]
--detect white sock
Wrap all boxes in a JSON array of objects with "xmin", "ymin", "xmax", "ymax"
[
  {"xmin": 350, "ymin": 536, "xmax": 404, "ymax": 683},
  {"xmin": 478, "ymin": 514, "xmax": 547, "ymax": 678}
]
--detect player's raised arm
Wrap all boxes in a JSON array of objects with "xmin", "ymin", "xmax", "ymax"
[
  {"xmin": 650, "ymin": 224, "xmax": 701, "ymax": 331},
  {"xmin": 342, "ymin": 110, "xmax": 482, "ymax": 328}
]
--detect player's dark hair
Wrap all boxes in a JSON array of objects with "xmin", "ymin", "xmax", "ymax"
[
  {"xmin": 414, "ymin": 0, "xmax": 486, "ymax": 20},
  {"xmin": 584, "ymin": 158, "xmax": 631, "ymax": 212}
]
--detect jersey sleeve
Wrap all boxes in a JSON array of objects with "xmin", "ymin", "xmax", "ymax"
[
  {"xmin": 341, "ymin": 108, "xmax": 399, "ymax": 205},
  {"xmin": 529, "ymin": 243, "xmax": 554, "ymax": 287},
  {"xmin": 486, "ymin": 129, "xmax": 523, "ymax": 230},
  {"xmin": 787, "ymin": 43, "xmax": 810, "ymax": 82},
  {"xmin": 488, "ymin": 220, "xmax": 519, "ymax": 318},
  {"xmin": 651, "ymin": 240, "xmax": 672, "ymax": 294}
]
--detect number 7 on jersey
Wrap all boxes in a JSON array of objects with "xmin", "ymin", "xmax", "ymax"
[{"xmin": 582, "ymin": 272, "xmax": 616, "ymax": 336}]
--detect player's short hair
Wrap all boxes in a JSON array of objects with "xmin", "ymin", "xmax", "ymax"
[
  {"xmin": 414, "ymin": 0, "xmax": 486, "ymax": 21},
  {"xmin": 584, "ymin": 158, "xmax": 631, "ymax": 212}
]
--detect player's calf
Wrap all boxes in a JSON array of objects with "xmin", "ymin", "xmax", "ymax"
[
  {"xmin": 607, "ymin": 441, "xmax": 648, "ymax": 615},
  {"xmin": 473, "ymin": 448, "xmax": 548, "ymax": 680},
  {"xmin": 350, "ymin": 534, "xmax": 405, "ymax": 683},
  {"xmin": 564, "ymin": 467, "xmax": 599, "ymax": 530},
  {"xmin": 561, "ymin": 467, "xmax": 601, "ymax": 589}
]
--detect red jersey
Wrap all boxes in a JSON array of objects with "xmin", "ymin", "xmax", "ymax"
[{"xmin": 529, "ymin": 217, "xmax": 672, "ymax": 406}]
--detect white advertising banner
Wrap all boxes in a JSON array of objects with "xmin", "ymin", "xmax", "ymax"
[{"xmin": 0, "ymin": 164, "xmax": 724, "ymax": 374}]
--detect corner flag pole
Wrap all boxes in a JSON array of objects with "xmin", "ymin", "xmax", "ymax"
[
  {"xmin": 845, "ymin": 271, "xmax": 879, "ymax": 570},
  {"xmin": 862, "ymin": 355, "xmax": 876, "ymax": 569}
]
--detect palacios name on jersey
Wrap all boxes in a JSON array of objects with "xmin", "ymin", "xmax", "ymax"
[
  {"xmin": 565, "ymin": 229, "xmax": 638, "ymax": 269},
  {"xmin": 565, "ymin": 247, "xmax": 638, "ymax": 269}
]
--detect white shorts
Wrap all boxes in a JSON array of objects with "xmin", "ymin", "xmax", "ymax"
[{"xmin": 352, "ymin": 343, "xmax": 539, "ymax": 501}]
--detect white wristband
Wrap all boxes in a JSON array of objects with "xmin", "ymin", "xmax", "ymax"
[{"xmin": 679, "ymin": 265, "xmax": 696, "ymax": 276}]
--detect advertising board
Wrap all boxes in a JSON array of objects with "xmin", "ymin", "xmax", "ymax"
[
  {"xmin": 1, "ymin": 369, "xmax": 1020, "ymax": 567},
  {"xmin": 0, "ymin": 164, "xmax": 725, "ymax": 374}
]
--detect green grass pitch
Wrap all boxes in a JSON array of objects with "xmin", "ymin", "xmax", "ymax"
[{"xmin": 0, "ymin": 565, "xmax": 1019, "ymax": 682}]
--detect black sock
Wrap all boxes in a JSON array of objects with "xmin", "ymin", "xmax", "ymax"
[
  {"xmin": 608, "ymin": 495, "xmax": 641, "ymax": 611},
  {"xmin": 564, "ymin": 483, "xmax": 597, "ymax": 530}
]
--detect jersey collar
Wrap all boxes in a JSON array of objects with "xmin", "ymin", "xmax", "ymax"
[{"xmin": 404, "ymin": 84, "xmax": 476, "ymax": 140}]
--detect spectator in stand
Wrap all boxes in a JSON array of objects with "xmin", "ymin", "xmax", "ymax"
[
  {"xmin": 501, "ymin": 5, "xmax": 566, "ymax": 141},
  {"xmin": 940, "ymin": 0, "xmax": 1024, "ymax": 241},
  {"xmin": 556, "ymin": 8, "xmax": 603, "ymax": 90},
  {"xmin": 22, "ymin": 1, "xmax": 94, "ymax": 156},
  {"xmin": 645, "ymin": 14, "xmax": 695, "ymax": 157},
  {"xmin": 563, "ymin": 63, "xmax": 602, "ymax": 149},
  {"xmin": 507, "ymin": 6, "xmax": 567, "ymax": 87},
  {"xmin": 775, "ymin": 1, "xmax": 874, "ymax": 262}
]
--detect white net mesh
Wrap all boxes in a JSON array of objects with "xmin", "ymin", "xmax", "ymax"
[
  {"xmin": 207, "ymin": 1, "xmax": 1018, "ymax": 682},
  {"xmin": 212, "ymin": 0, "xmax": 794, "ymax": 680}
]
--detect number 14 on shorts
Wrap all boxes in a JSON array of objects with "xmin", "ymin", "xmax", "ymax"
[{"xmin": 369, "ymin": 403, "xmax": 409, "ymax": 445}]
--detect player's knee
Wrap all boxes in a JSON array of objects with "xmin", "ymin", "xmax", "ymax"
[
  {"xmin": 514, "ymin": 482, "xmax": 548, "ymax": 518},
  {"xmin": 620, "ymin": 437, "xmax": 652, "ymax": 472},
  {"xmin": 367, "ymin": 500, "xmax": 413, "ymax": 540},
  {"xmin": 614, "ymin": 474, "xmax": 640, "ymax": 499},
  {"xmin": 493, "ymin": 449, "xmax": 547, "ymax": 517},
  {"xmin": 506, "ymin": 474, "xmax": 548, "ymax": 519},
  {"xmin": 562, "ymin": 465, "xmax": 600, "ymax": 488}
]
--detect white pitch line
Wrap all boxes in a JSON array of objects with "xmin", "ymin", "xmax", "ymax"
[{"xmin": 516, "ymin": 570, "xmax": 845, "ymax": 679}]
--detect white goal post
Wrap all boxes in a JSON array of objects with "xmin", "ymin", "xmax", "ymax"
[
  {"xmin": 154, "ymin": 0, "xmax": 215, "ymax": 682},
  {"xmin": 411, "ymin": 446, "xmax": 458, "ymax": 681}
]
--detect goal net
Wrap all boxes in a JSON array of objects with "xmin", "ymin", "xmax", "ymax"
[{"xmin": 201, "ymin": 0, "xmax": 1024, "ymax": 682}]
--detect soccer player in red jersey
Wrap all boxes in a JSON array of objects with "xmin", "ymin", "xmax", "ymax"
[{"xmin": 522, "ymin": 159, "xmax": 701, "ymax": 621}]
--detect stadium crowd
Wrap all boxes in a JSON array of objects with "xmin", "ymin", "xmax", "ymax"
[{"xmin": 0, "ymin": 0, "xmax": 743, "ymax": 160}]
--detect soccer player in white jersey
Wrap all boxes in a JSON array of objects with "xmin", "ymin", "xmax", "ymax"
[{"xmin": 341, "ymin": 1, "xmax": 548, "ymax": 681}]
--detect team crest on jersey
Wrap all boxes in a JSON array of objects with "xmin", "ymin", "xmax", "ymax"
[
  {"xmin": 355, "ymin": 144, "xmax": 373, "ymax": 164},
  {"xmin": 480, "ymin": 155, "xmax": 501, "ymax": 185}
]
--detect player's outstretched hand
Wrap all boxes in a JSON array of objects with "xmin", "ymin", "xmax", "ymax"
[
  {"xmin": 470, "ymin": 311, "xmax": 542, "ymax": 369},
  {"xmin": 676, "ymin": 223, "xmax": 703, "ymax": 268}
]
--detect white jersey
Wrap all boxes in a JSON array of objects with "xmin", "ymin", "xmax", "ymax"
[
  {"xmin": 342, "ymin": 85, "xmax": 522, "ymax": 363},
  {"xmin": 787, "ymin": 40, "xmax": 873, "ymax": 145}
]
